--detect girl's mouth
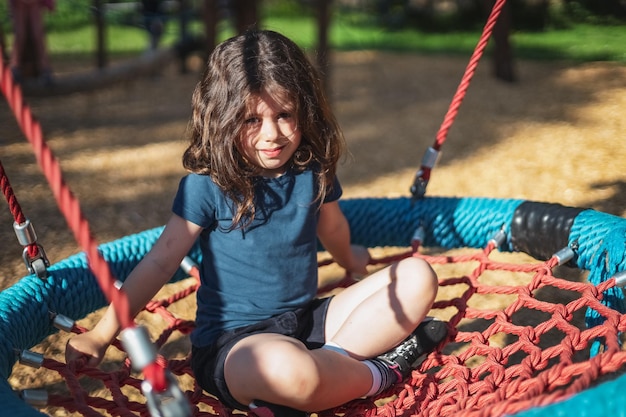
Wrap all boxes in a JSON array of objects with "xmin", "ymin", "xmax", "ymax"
[{"xmin": 261, "ymin": 146, "xmax": 284, "ymax": 158}]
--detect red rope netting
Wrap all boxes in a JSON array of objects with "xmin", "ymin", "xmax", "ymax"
[{"xmin": 17, "ymin": 243, "xmax": 626, "ymax": 417}]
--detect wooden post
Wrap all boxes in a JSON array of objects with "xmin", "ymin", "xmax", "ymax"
[
  {"xmin": 493, "ymin": 0, "xmax": 515, "ymax": 82},
  {"xmin": 202, "ymin": 0, "xmax": 219, "ymax": 56},
  {"xmin": 177, "ymin": 0, "xmax": 193, "ymax": 72},
  {"xmin": 231, "ymin": 0, "xmax": 260, "ymax": 33},
  {"xmin": 93, "ymin": 0, "xmax": 107, "ymax": 69},
  {"xmin": 0, "ymin": 16, "xmax": 8, "ymax": 64},
  {"xmin": 315, "ymin": 0, "xmax": 332, "ymax": 94},
  {"xmin": 202, "ymin": 0, "xmax": 260, "ymax": 59},
  {"xmin": 483, "ymin": 0, "xmax": 515, "ymax": 82}
]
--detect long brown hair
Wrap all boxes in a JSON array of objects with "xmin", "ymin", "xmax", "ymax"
[{"xmin": 182, "ymin": 30, "xmax": 345, "ymax": 228}]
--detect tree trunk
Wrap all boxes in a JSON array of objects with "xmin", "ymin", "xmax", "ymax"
[
  {"xmin": 315, "ymin": 0, "xmax": 332, "ymax": 94},
  {"xmin": 202, "ymin": 0, "xmax": 219, "ymax": 55},
  {"xmin": 93, "ymin": 0, "xmax": 107, "ymax": 69},
  {"xmin": 483, "ymin": 0, "xmax": 515, "ymax": 82}
]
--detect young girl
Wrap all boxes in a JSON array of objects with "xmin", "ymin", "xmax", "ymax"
[{"xmin": 66, "ymin": 30, "xmax": 446, "ymax": 417}]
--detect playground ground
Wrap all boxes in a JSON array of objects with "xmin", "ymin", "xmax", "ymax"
[{"xmin": 1, "ymin": 50, "xmax": 625, "ymax": 415}]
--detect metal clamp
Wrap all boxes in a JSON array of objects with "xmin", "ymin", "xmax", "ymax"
[
  {"xmin": 121, "ymin": 326, "xmax": 191, "ymax": 416},
  {"xmin": 13, "ymin": 219, "xmax": 37, "ymax": 246},
  {"xmin": 18, "ymin": 350, "xmax": 44, "ymax": 368},
  {"xmin": 22, "ymin": 244, "xmax": 50, "ymax": 279},
  {"xmin": 142, "ymin": 370, "xmax": 191, "ymax": 417},
  {"xmin": 554, "ymin": 246, "xmax": 576, "ymax": 266},
  {"xmin": 421, "ymin": 147, "xmax": 440, "ymax": 169},
  {"xmin": 411, "ymin": 146, "xmax": 440, "ymax": 201},
  {"xmin": 411, "ymin": 224, "xmax": 425, "ymax": 246},
  {"xmin": 121, "ymin": 326, "xmax": 157, "ymax": 372},
  {"xmin": 489, "ymin": 228, "xmax": 507, "ymax": 248},
  {"xmin": 410, "ymin": 169, "xmax": 428, "ymax": 201},
  {"xmin": 20, "ymin": 389, "xmax": 49, "ymax": 407},
  {"xmin": 51, "ymin": 313, "xmax": 75, "ymax": 332},
  {"xmin": 179, "ymin": 256, "xmax": 198, "ymax": 275},
  {"xmin": 15, "ymin": 219, "xmax": 49, "ymax": 278},
  {"xmin": 410, "ymin": 147, "xmax": 441, "ymax": 201},
  {"xmin": 613, "ymin": 271, "xmax": 626, "ymax": 288}
]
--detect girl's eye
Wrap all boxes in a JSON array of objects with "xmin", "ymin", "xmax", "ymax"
[
  {"xmin": 278, "ymin": 112, "xmax": 292, "ymax": 120},
  {"xmin": 245, "ymin": 117, "xmax": 260, "ymax": 125}
]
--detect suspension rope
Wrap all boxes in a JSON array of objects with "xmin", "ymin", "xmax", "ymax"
[
  {"xmin": 0, "ymin": 44, "xmax": 132, "ymax": 331},
  {"xmin": 0, "ymin": 159, "xmax": 49, "ymax": 277},
  {"xmin": 0, "ymin": 160, "xmax": 27, "ymax": 226},
  {"xmin": 0, "ymin": 44, "xmax": 176, "ymax": 404},
  {"xmin": 410, "ymin": 0, "xmax": 508, "ymax": 200}
]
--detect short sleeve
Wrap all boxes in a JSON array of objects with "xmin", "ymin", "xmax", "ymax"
[
  {"xmin": 324, "ymin": 176, "xmax": 343, "ymax": 203},
  {"xmin": 172, "ymin": 174, "xmax": 217, "ymax": 228}
]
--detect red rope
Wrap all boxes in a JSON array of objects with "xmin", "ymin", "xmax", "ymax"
[
  {"xmin": 435, "ymin": 0, "xmax": 508, "ymax": 150},
  {"xmin": 0, "ymin": 160, "xmax": 40, "ymax": 260},
  {"xmin": 0, "ymin": 45, "xmax": 132, "ymax": 328},
  {"xmin": 0, "ymin": 160, "xmax": 27, "ymax": 225},
  {"xmin": 0, "ymin": 43, "xmax": 173, "ymax": 392},
  {"xmin": 418, "ymin": 0, "xmax": 508, "ymax": 186}
]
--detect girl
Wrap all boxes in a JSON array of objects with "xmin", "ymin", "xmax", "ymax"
[{"xmin": 66, "ymin": 30, "xmax": 445, "ymax": 417}]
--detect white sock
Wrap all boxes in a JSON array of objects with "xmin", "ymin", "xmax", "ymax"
[
  {"xmin": 363, "ymin": 360, "xmax": 385, "ymax": 397},
  {"xmin": 322, "ymin": 342, "xmax": 397, "ymax": 397},
  {"xmin": 363, "ymin": 358, "xmax": 399, "ymax": 397}
]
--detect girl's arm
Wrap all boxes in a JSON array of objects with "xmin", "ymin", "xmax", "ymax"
[
  {"xmin": 65, "ymin": 213, "xmax": 203, "ymax": 366},
  {"xmin": 317, "ymin": 200, "xmax": 370, "ymax": 275}
]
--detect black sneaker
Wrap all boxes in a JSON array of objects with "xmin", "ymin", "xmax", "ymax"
[{"xmin": 378, "ymin": 317, "xmax": 448, "ymax": 379}]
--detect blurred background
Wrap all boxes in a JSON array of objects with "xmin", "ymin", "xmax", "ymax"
[{"xmin": 1, "ymin": 0, "xmax": 625, "ymax": 85}]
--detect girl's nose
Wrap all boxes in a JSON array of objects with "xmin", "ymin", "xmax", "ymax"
[{"xmin": 260, "ymin": 120, "xmax": 279, "ymax": 140}]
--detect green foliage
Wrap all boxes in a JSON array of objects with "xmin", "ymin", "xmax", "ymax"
[
  {"xmin": 513, "ymin": 23, "xmax": 626, "ymax": 62},
  {"xmin": 4, "ymin": 0, "xmax": 626, "ymax": 64},
  {"xmin": 0, "ymin": 2, "xmax": 9, "ymax": 31},
  {"xmin": 562, "ymin": 0, "xmax": 626, "ymax": 25},
  {"xmin": 339, "ymin": 0, "xmax": 626, "ymax": 32},
  {"xmin": 45, "ymin": 0, "xmax": 93, "ymax": 31},
  {"xmin": 263, "ymin": 0, "xmax": 308, "ymax": 18}
]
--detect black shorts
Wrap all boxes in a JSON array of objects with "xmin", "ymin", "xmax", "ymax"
[{"xmin": 190, "ymin": 297, "xmax": 332, "ymax": 411}]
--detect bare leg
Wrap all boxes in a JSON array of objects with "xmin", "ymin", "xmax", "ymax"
[
  {"xmin": 223, "ymin": 257, "xmax": 438, "ymax": 411},
  {"xmin": 326, "ymin": 257, "xmax": 438, "ymax": 359},
  {"xmin": 225, "ymin": 333, "xmax": 372, "ymax": 412}
]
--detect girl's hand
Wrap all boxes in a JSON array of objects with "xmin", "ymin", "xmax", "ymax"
[
  {"xmin": 348, "ymin": 244, "xmax": 371, "ymax": 277},
  {"xmin": 65, "ymin": 331, "xmax": 110, "ymax": 368}
]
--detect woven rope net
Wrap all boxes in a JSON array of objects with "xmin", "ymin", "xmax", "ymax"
[{"xmin": 7, "ymin": 223, "xmax": 626, "ymax": 417}]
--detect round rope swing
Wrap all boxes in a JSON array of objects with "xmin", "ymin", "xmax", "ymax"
[{"xmin": 2, "ymin": 0, "xmax": 626, "ymax": 416}]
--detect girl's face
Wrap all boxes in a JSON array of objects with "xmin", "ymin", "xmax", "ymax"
[{"xmin": 240, "ymin": 92, "xmax": 301, "ymax": 177}]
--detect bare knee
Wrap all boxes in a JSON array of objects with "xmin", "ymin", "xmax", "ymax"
[
  {"xmin": 226, "ymin": 338, "xmax": 322, "ymax": 408},
  {"xmin": 393, "ymin": 257, "xmax": 438, "ymax": 319},
  {"xmin": 259, "ymin": 346, "xmax": 325, "ymax": 410},
  {"xmin": 398, "ymin": 256, "xmax": 437, "ymax": 291}
]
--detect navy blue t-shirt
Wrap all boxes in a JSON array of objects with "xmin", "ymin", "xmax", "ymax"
[{"xmin": 172, "ymin": 169, "xmax": 342, "ymax": 347}]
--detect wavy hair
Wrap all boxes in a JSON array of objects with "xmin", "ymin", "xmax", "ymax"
[{"xmin": 182, "ymin": 30, "xmax": 346, "ymax": 229}]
